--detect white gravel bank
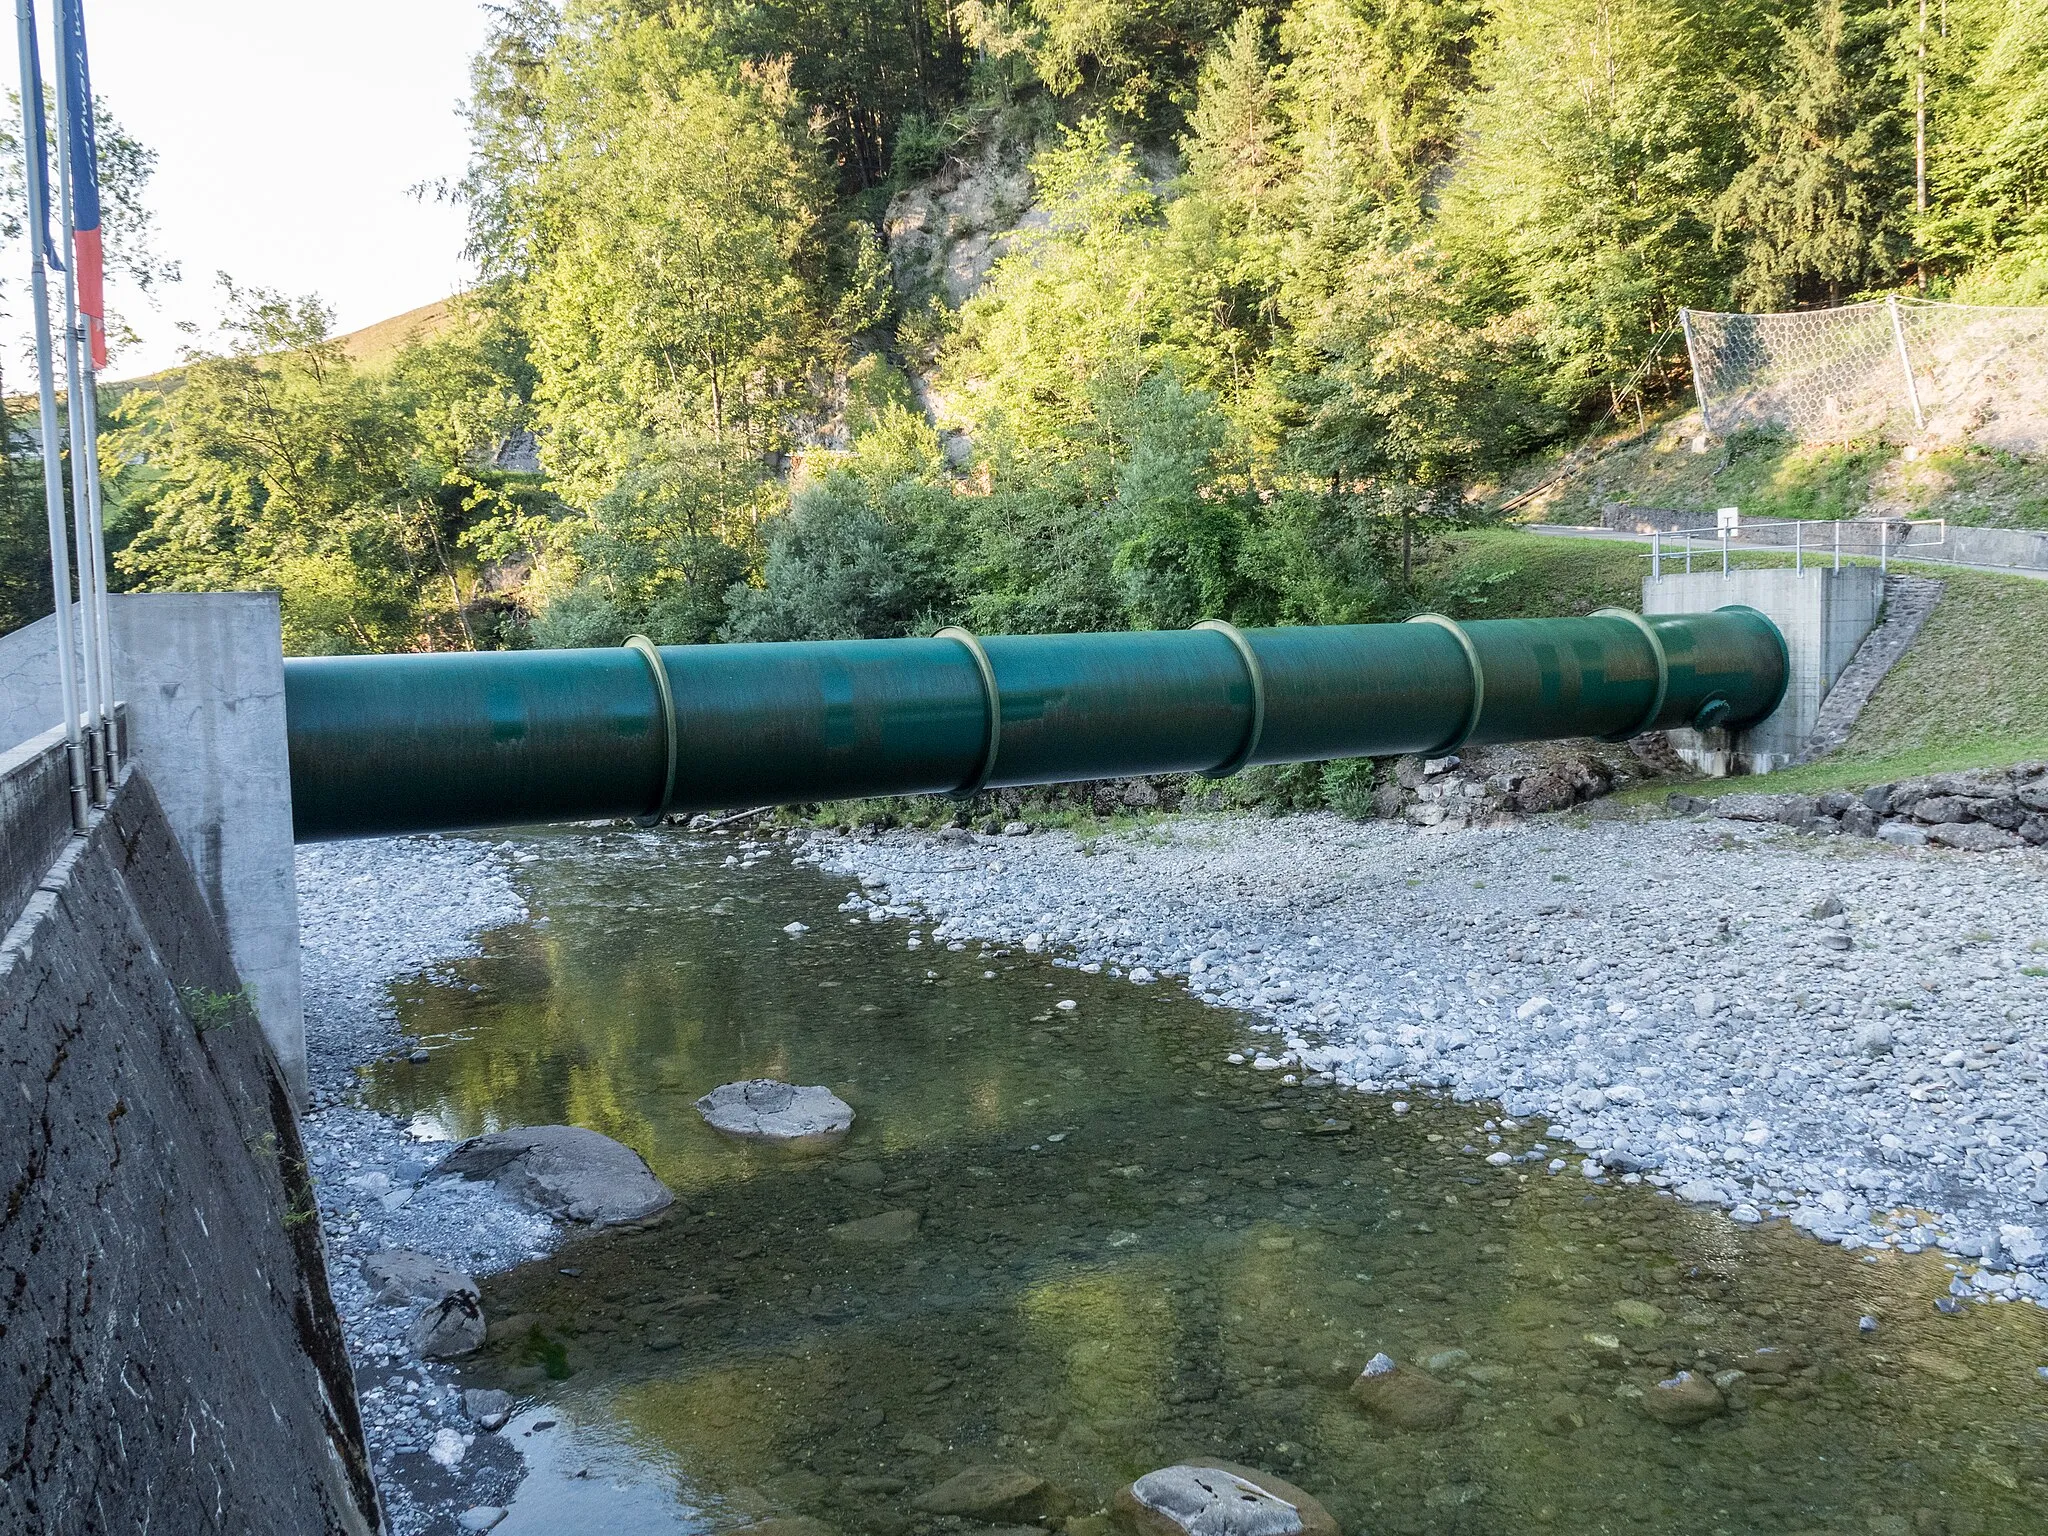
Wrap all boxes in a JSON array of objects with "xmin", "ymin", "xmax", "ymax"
[
  {"xmin": 296, "ymin": 835, "xmax": 553, "ymax": 1534},
  {"xmin": 802, "ymin": 810, "xmax": 2048, "ymax": 1305}
]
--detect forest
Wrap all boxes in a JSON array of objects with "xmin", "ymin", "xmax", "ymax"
[{"xmin": 0, "ymin": 0, "xmax": 2043, "ymax": 656}]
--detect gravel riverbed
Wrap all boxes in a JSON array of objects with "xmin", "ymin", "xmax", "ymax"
[
  {"xmin": 296, "ymin": 835, "xmax": 553, "ymax": 1536},
  {"xmin": 801, "ymin": 809, "xmax": 2048, "ymax": 1305}
]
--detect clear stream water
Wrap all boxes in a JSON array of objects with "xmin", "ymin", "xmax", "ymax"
[{"xmin": 368, "ymin": 828, "xmax": 2048, "ymax": 1536}]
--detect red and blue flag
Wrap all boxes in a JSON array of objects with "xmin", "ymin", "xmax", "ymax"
[{"xmin": 58, "ymin": 0, "xmax": 104, "ymax": 368}]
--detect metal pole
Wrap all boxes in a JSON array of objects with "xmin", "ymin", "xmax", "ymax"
[
  {"xmin": 1881, "ymin": 520, "xmax": 1890, "ymax": 574},
  {"xmin": 1685, "ymin": 533, "xmax": 1693, "ymax": 575},
  {"xmin": 17, "ymin": 0, "xmax": 86, "ymax": 830},
  {"xmin": 1651, "ymin": 531, "xmax": 1661, "ymax": 582},
  {"xmin": 1887, "ymin": 296, "xmax": 1926, "ymax": 432},
  {"xmin": 1795, "ymin": 520, "xmax": 1803, "ymax": 573},
  {"xmin": 51, "ymin": 0, "xmax": 104, "ymax": 803},
  {"xmin": 1834, "ymin": 520, "xmax": 1841, "ymax": 572},
  {"xmin": 1679, "ymin": 308, "xmax": 1714, "ymax": 437},
  {"xmin": 1721, "ymin": 527, "xmax": 1730, "ymax": 577}
]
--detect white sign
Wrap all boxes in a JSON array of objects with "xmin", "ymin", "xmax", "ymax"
[{"xmin": 1716, "ymin": 506, "xmax": 1740, "ymax": 532}]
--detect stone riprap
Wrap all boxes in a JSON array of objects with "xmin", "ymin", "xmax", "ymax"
[
  {"xmin": 431, "ymin": 1124, "xmax": 675, "ymax": 1226},
  {"xmin": 697, "ymin": 1078, "xmax": 856, "ymax": 1144},
  {"xmin": 297, "ymin": 836, "xmax": 550, "ymax": 1536},
  {"xmin": 1673, "ymin": 762, "xmax": 2048, "ymax": 852},
  {"xmin": 802, "ymin": 807, "xmax": 2048, "ymax": 1305}
]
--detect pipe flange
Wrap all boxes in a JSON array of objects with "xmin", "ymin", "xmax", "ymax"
[
  {"xmin": 937, "ymin": 626, "xmax": 1002, "ymax": 797},
  {"xmin": 1405, "ymin": 613, "xmax": 1485, "ymax": 756},
  {"xmin": 1716, "ymin": 603, "xmax": 1792, "ymax": 726},
  {"xmin": 1192, "ymin": 619, "xmax": 1266, "ymax": 779},
  {"xmin": 1591, "ymin": 607, "xmax": 1670, "ymax": 741},
  {"xmin": 625, "ymin": 635, "xmax": 678, "ymax": 825}
]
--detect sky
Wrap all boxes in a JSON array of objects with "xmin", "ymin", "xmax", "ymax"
[{"xmin": 80, "ymin": 1, "xmax": 495, "ymax": 379}]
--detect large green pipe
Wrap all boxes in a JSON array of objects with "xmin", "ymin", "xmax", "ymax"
[{"xmin": 282, "ymin": 607, "xmax": 1786, "ymax": 841}]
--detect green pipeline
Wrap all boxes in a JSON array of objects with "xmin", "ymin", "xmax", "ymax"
[{"xmin": 282, "ymin": 606, "xmax": 1787, "ymax": 841}]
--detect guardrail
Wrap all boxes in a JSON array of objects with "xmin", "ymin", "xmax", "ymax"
[{"xmin": 1647, "ymin": 518, "xmax": 1947, "ymax": 579}]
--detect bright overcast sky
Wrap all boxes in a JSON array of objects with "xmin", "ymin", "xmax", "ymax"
[{"xmin": 80, "ymin": 1, "xmax": 494, "ymax": 379}]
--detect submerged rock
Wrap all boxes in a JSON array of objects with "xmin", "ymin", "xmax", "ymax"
[
  {"xmin": 696, "ymin": 1079, "xmax": 856, "ymax": 1145},
  {"xmin": 430, "ymin": 1125, "xmax": 675, "ymax": 1227},
  {"xmin": 1641, "ymin": 1370, "xmax": 1726, "ymax": 1426},
  {"xmin": 1350, "ymin": 1352, "xmax": 1465, "ymax": 1430},
  {"xmin": 1112, "ymin": 1461, "xmax": 1338, "ymax": 1536},
  {"xmin": 913, "ymin": 1464, "xmax": 1067, "ymax": 1522},
  {"xmin": 829, "ymin": 1208, "xmax": 921, "ymax": 1245}
]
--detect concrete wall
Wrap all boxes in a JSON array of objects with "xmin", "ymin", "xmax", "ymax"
[
  {"xmin": 0, "ymin": 726, "xmax": 74, "ymax": 937},
  {"xmin": 1645, "ymin": 565, "xmax": 1885, "ymax": 774},
  {"xmin": 1605, "ymin": 503, "xmax": 2048, "ymax": 574},
  {"xmin": 0, "ymin": 594, "xmax": 304, "ymax": 1098},
  {"xmin": 0, "ymin": 767, "xmax": 378, "ymax": 1535}
]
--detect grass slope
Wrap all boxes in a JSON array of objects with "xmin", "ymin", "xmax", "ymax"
[{"xmin": 1496, "ymin": 411, "xmax": 2048, "ymax": 531}]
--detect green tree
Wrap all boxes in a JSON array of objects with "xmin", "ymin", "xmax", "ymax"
[
  {"xmin": 1714, "ymin": 0, "xmax": 1911, "ymax": 307},
  {"xmin": 518, "ymin": 10, "xmax": 834, "ymax": 507}
]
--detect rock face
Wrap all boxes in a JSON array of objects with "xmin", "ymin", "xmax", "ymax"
[
  {"xmin": 1113, "ymin": 1461, "xmax": 1339, "ymax": 1536},
  {"xmin": 696, "ymin": 1079, "xmax": 855, "ymax": 1145},
  {"xmin": 1641, "ymin": 1370, "xmax": 1726, "ymax": 1426},
  {"xmin": 913, "ymin": 1465, "xmax": 1065, "ymax": 1523},
  {"xmin": 361, "ymin": 1249, "xmax": 475, "ymax": 1307},
  {"xmin": 1350, "ymin": 1353, "xmax": 1465, "ymax": 1430},
  {"xmin": 430, "ymin": 1125, "xmax": 674, "ymax": 1227},
  {"xmin": 409, "ymin": 1289, "xmax": 486, "ymax": 1358}
]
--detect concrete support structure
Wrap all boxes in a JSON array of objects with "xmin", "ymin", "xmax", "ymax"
[
  {"xmin": 0, "ymin": 594, "xmax": 305, "ymax": 1099},
  {"xmin": 1644, "ymin": 566, "xmax": 1885, "ymax": 775}
]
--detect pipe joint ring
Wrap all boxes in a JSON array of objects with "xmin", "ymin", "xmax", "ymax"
[
  {"xmin": 1405, "ymin": 613, "xmax": 1485, "ymax": 756},
  {"xmin": 625, "ymin": 635, "xmax": 679, "ymax": 826},
  {"xmin": 937, "ymin": 626, "xmax": 1002, "ymax": 798},
  {"xmin": 1192, "ymin": 619, "xmax": 1266, "ymax": 779},
  {"xmin": 1591, "ymin": 607, "xmax": 1670, "ymax": 742}
]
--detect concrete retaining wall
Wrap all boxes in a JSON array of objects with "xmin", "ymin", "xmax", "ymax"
[
  {"xmin": 0, "ymin": 594, "xmax": 305, "ymax": 1099},
  {"xmin": 1645, "ymin": 565, "xmax": 1885, "ymax": 774},
  {"xmin": 1604, "ymin": 503, "xmax": 2048, "ymax": 573},
  {"xmin": 0, "ymin": 768, "xmax": 377, "ymax": 1535},
  {"xmin": 0, "ymin": 727, "xmax": 72, "ymax": 938}
]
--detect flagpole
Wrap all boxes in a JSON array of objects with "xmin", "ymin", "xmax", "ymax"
[
  {"xmin": 50, "ymin": 0, "xmax": 105, "ymax": 803},
  {"xmin": 66, "ymin": 0, "xmax": 115, "ymax": 770},
  {"xmin": 15, "ymin": 0, "xmax": 87, "ymax": 830}
]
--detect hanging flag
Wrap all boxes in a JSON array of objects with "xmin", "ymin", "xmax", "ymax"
[
  {"xmin": 21, "ymin": 3, "xmax": 63, "ymax": 279},
  {"xmin": 58, "ymin": 0, "xmax": 103, "ymax": 368}
]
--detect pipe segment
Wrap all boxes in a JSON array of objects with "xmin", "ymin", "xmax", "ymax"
[{"xmin": 283, "ymin": 606, "xmax": 1786, "ymax": 841}]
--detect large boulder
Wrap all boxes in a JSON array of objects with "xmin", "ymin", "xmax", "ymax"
[
  {"xmin": 430, "ymin": 1125, "xmax": 674, "ymax": 1227},
  {"xmin": 1112, "ymin": 1462, "xmax": 1338, "ymax": 1536},
  {"xmin": 696, "ymin": 1080, "xmax": 854, "ymax": 1146},
  {"xmin": 409, "ymin": 1288, "xmax": 486, "ymax": 1358}
]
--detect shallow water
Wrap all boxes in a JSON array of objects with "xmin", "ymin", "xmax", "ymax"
[{"xmin": 369, "ymin": 828, "xmax": 2048, "ymax": 1536}]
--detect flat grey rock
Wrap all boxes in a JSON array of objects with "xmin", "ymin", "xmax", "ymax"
[
  {"xmin": 361, "ymin": 1248, "xmax": 475, "ymax": 1307},
  {"xmin": 696, "ymin": 1079, "xmax": 854, "ymax": 1145},
  {"xmin": 1128, "ymin": 1465, "xmax": 1303, "ymax": 1536},
  {"xmin": 430, "ymin": 1125, "xmax": 675, "ymax": 1227}
]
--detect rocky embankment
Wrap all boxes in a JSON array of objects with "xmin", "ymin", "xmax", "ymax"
[
  {"xmin": 803, "ymin": 801, "xmax": 2048, "ymax": 1306},
  {"xmin": 1679, "ymin": 762, "xmax": 2048, "ymax": 851}
]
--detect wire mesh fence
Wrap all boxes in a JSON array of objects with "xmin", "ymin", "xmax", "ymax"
[{"xmin": 1682, "ymin": 299, "xmax": 2048, "ymax": 451}]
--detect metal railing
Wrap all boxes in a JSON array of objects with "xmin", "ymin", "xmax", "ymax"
[{"xmin": 1648, "ymin": 518, "xmax": 1948, "ymax": 580}]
